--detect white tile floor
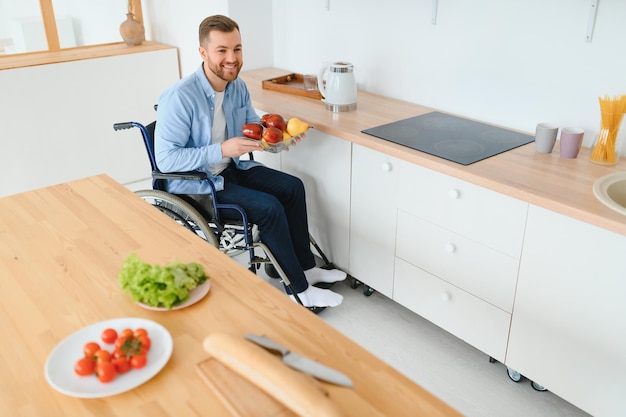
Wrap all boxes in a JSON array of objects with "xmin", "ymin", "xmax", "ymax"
[{"xmin": 249, "ymin": 261, "xmax": 591, "ymax": 417}]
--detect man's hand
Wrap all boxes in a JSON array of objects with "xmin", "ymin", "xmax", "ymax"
[
  {"xmin": 283, "ymin": 132, "xmax": 305, "ymax": 152},
  {"xmin": 221, "ymin": 137, "xmax": 264, "ymax": 158}
]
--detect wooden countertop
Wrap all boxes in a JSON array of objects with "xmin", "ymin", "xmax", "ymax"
[
  {"xmin": 241, "ymin": 68, "xmax": 626, "ymax": 237},
  {"xmin": 0, "ymin": 174, "xmax": 462, "ymax": 417}
]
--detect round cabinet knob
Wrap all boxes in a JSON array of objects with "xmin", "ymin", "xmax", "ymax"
[
  {"xmin": 445, "ymin": 243, "xmax": 456, "ymax": 253},
  {"xmin": 381, "ymin": 162, "xmax": 392, "ymax": 172},
  {"xmin": 440, "ymin": 292, "xmax": 451, "ymax": 302},
  {"xmin": 448, "ymin": 189, "xmax": 460, "ymax": 199}
]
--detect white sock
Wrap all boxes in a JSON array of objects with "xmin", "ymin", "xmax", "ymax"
[
  {"xmin": 290, "ymin": 285, "xmax": 344, "ymax": 308},
  {"xmin": 304, "ymin": 267, "xmax": 347, "ymax": 285}
]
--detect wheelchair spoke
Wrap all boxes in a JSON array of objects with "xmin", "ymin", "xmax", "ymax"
[{"xmin": 134, "ymin": 190, "xmax": 219, "ymax": 248}]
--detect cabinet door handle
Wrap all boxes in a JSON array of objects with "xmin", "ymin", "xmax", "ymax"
[
  {"xmin": 448, "ymin": 188, "xmax": 460, "ymax": 199},
  {"xmin": 445, "ymin": 243, "xmax": 456, "ymax": 253},
  {"xmin": 440, "ymin": 292, "xmax": 451, "ymax": 302},
  {"xmin": 381, "ymin": 162, "xmax": 392, "ymax": 172}
]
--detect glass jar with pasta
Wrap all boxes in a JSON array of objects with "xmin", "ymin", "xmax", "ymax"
[{"xmin": 590, "ymin": 95, "xmax": 626, "ymax": 166}]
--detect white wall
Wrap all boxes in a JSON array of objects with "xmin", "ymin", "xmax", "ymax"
[
  {"xmin": 147, "ymin": 0, "xmax": 626, "ymax": 148},
  {"xmin": 270, "ymin": 0, "xmax": 626, "ymax": 147},
  {"xmin": 143, "ymin": 0, "xmax": 273, "ymax": 78}
]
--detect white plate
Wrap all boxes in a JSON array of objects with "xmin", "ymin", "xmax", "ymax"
[
  {"xmin": 45, "ymin": 318, "xmax": 173, "ymax": 398},
  {"xmin": 136, "ymin": 280, "xmax": 211, "ymax": 311}
]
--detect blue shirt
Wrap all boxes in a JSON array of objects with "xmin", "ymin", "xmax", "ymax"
[{"xmin": 154, "ymin": 63, "xmax": 262, "ymax": 193}]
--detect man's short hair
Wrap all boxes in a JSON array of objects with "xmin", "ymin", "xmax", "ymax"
[{"xmin": 199, "ymin": 15, "xmax": 240, "ymax": 45}]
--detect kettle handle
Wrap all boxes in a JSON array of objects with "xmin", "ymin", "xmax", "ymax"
[{"xmin": 317, "ymin": 64, "xmax": 328, "ymax": 98}]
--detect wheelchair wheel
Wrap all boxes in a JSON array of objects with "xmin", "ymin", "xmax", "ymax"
[{"xmin": 135, "ymin": 189, "xmax": 219, "ymax": 248}]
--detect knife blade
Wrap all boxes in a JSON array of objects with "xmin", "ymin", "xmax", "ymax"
[{"xmin": 244, "ymin": 334, "xmax": 353, "ymax": 388}]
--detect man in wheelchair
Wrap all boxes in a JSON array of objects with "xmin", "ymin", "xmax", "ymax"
[{"xmin": 153, "ymin": 15, "xmax": 346, "ymax": 309}]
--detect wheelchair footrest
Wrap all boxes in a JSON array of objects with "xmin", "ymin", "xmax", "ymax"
[{"xmin": 251, "ymin": 256, "xmax": 270, "ymax": 264}]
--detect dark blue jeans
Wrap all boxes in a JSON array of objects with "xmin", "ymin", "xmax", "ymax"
[{"xmin": 216, "ymin": 163, "xmax": 315, "ymax": 293}]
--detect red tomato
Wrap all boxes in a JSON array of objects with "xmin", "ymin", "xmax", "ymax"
[
  {"xmin": 83, "ymin": 342, "xmax": 101, "ymax": 359},
  {"xmin": 137, "ymin": 335, "xmax": 151, "ymax": 352},
  {"xmin": 101, "ymin": 328, "xmax": 118, "ymax": 344},
  {"xmin": 119, "ymin": 328, "xmax": 134, "ymax": 340},
  {"xmin": 74, "ymin": 357, "xmax": 95, "ymax": 376},
  {"xmin": 94, "ymin": 349, "xmax": 112, "ymax": 363},
  {"xmin": 96, "ymin": 361, "xmax": 116, "ymax": 383},
  {"xmin": 130, "ymin": 354, "xmax": 147, "ymax": 369},
  {"xmin": 133, "ymin": 328, "xmax": 148, "ymax": 338},
  {"xmin": 112, "ymin": 357, "xmax": 130, "ymax": 374},
  {"xmin": 115, "ymin": 335, "xmax": 132, "ymax": 350},
  {"xmin": 112, "ymin": 347, "xmax": 127, "ymax": 359}
]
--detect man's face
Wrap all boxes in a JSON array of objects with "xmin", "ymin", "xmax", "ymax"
[{"xmin": 199, "ymin": 29, "xmax": 243, "ymax": 88}]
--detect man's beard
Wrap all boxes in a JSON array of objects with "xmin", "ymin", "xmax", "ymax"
[{"xmin": 208, "ymin": 60, "xmax": 241, "ymax": 82}]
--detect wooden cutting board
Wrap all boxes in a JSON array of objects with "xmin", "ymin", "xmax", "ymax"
[
  {"xmin": 197, "ymin": 333, "xmax": 343, "ymax": 417},
  {"xmin": 197, "ymin": 357, "xmax": 299, "ymax": 417}
]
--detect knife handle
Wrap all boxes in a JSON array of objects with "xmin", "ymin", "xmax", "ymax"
[{"xmin": 245, "ymin": 334, "xmax": 290, "ymax": 356}]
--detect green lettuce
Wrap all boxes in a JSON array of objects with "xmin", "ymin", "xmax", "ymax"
[{"xmin": 119, "ymin": 253, "xmax": 209, "ymax": 309}]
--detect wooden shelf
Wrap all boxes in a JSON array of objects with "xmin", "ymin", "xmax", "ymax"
[{"xmin": 0, "ymin": 41, "xmax": 176, "ymax": 70}]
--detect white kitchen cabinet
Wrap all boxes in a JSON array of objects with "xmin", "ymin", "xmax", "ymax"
[
  {"xmin": 395, "ymin": 210, "xmax": 519, "ymax": 313},
  {"xmin": 397, "ymin": 162, "xmax": 527, "ymax": 258},
  {"xmin": 0, "ymin": 47, "xmax": 180, "ymax": 197},
  {"xmin": 349, "ymin": 143, "xmax": 528, "ymax": 359},
  {"xmin": 254, "ymin": 128, "xmax": 352, "ymax": 270},
  {"xmin": 393, "ymin": 163, "xmax": 527, "ymax": 361},
  {"xmin": 507, "ymin": 205, "xmax": 626, "ymax": 417},
  {"xmin": 394, "ymin": 257, "xmax": 512, "ymax": 361},
  {"xmin": 349, "ymin": 144, "xmax": 402, "ymax": 297}
]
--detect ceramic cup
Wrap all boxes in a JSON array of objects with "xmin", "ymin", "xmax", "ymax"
[
  {"xmin": 534, "ymin": 123, "xmax": 559, "ymax": 153},
  {"xmin": 559, "ymin": 127, "xmax": 584, "ymax": 158}
]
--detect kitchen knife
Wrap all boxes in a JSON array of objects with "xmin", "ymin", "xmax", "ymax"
[{"xmin": 244, "ymin": 334, "xmax": 353, "ymax": 388}]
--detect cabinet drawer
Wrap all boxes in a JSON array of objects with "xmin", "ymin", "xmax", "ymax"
[
  {"xmin": 398, "ymin": 163, "xmax": 527, "ymax": 258},
  {"xmin": 396, "ymin": 210, "xmax": 518, "ymax": 312},
  {"xmin": 394, "ymin": 258, "xmax": 510, "ymax": 362}
]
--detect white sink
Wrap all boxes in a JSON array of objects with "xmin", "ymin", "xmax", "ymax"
[{"xmin": 593, "ymin": 172, "xmax": 626, "ymax": 216}]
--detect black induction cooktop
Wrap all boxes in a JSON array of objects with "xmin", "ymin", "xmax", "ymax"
[{"xmin": 362, "ymin": 112, "xmax": 534, "ymax": 165}]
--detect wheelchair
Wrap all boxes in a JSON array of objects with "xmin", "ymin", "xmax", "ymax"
[{"xmin": 113, "ymin": 119, "xmax": 337, "ymax": 313}]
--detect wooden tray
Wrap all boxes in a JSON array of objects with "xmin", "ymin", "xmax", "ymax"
[{"xmin": 262, "ymin": 73, "xmax": 323, "ymax": 100}]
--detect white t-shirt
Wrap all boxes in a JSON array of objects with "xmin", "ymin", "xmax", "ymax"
[{"xmin": 209, "ymin": 91, "xmax": 231, "ymax": 175}]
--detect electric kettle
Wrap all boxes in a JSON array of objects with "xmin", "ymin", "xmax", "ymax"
[{"xmin": 318, "ymin": 62, "xmax": 357, "ymax": 112}]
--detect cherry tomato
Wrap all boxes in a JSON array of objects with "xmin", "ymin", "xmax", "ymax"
[
  {"xmin": 137, "ymin": 335, "xmax": 151, "ymax": 352},
  {"xmin": 74, "ymin": 357, "xmax": 95, "ymax": 376},
  {"xmin": 133, "ymin": 328, "xmax": 148, "ymax": 338},
  {"xmin": 112, "ymin": 357, "xmax": 130, "ymax": 374},
  {"xmin": 83, "ymin": 342, "xmax": 101, "ymax": 359},
  {"xmin": 96, "ymin": 361, "xmax": 116, "ymax": 383},
  {"xmin": 94, "ymin": 349, "xmax": 112, "ymax": 363},
  {"xmin": 101, "ymin": 328, "xmax": 118, "ymax": 344},
  {"xmin": 112, "ymin": 347, "xmax": 127, "ymax": 359},
  {"xmin": 119, "ymin": 328, "xmax": 134, "ymax": 340},
  {"xmin": 115, "ymin": 335, "xmax": 132, "ymax": 350},
  {"xmin": 130, "ymin": 354, "xmax": 147, "ymax": 369}
]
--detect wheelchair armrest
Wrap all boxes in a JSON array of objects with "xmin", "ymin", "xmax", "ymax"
[{"xmin": 152, "ymin": 170, "xmax": 208, "ymax": 181}]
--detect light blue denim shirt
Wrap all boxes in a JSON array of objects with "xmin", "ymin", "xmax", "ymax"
[{"xmin": 154, "ymin": 63, "xmax": 262, "ymax": 193}]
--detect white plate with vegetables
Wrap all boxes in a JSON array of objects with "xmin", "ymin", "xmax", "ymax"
[
  {"xmin": 137, "ymin": 280, "xmax": 211, "ymax": 311},
  {"xmin": 119, "ymin": 254, "xmax": 211, "ymax": 310},
  {"xmin": 45, "ymin": 318, "xmax": 173, "ymax": 398}
]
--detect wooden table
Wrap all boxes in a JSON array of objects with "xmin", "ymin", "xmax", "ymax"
[{"xmin": 0, "ymin": 174, "xmax": 462, "ymax": 417}]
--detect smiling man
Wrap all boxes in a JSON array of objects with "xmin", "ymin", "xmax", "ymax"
[{"xmin": 154, "ymin": 15, "xmax": 346, "ymax": 309}]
